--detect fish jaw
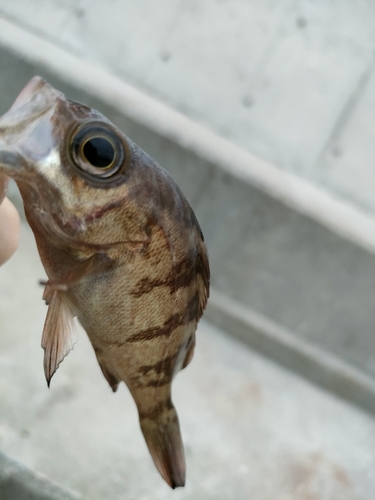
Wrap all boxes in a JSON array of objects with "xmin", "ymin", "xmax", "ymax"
[
  {"xmin": 0, "ymin": 76, "xmax": 61, "ymax": 181},
  {"xmin": 0, "ymin": 76, "xmax": 62, "ymax": 131}
]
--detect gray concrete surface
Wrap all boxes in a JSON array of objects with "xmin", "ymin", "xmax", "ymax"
[
  {"xmin": 1, "ymin": 224, "xmax": 375, "ymax": 499},
  {"xmin": 0, "ymin": 0, "xmax": 375, "ymax": 216},
  {"xmin": 0, "ymin": 452, "xmax": 81, "ymax": 500}
]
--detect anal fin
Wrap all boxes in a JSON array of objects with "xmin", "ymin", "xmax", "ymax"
[
  {"xmin": 41, "ymin": 290, "xmax": 77, "ymax": 386},
  {"xmin": 94, "ymin": 353, "xmax": 120, "ymax": 392}
]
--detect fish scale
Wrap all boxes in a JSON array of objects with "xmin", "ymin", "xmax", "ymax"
[{"xmin": 0, "ymin": 76, "xmax": 209, "ymax": 488}]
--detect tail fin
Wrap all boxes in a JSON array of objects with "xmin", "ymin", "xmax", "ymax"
[{"xmin": 140, "ymin": 404, "xmax": 186, "ymax": 488}]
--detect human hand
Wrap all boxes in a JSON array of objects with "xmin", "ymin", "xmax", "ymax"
[{"xmin": 0, "ymin": 175, "xmax": 20, "ymax": 265}]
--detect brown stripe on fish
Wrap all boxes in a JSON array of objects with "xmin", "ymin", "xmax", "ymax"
[
  {"xmin": 127, "ymin": 292, "xmax": 199, "ymax": 344},
  {"xmin": 126, "ymin": 313, "xmax": 183, "ymax": 343},
  {"xmin": 141, "ymin": 375, "xmax": 171, "ymax": 388},
  {"xmin": 138, "ymin": 353, "xmax": 178, "ymax": 377},
  {"xmin": 134, "ymin": 354, "xmax": 179, "ymax": 388},
  {"xmin": 138, "ymin": 398, "xmax": 174, "ymax": 421},
  {"xmin": 129, "ymin": 373, "xmax": 172, "ymax": 389},
  {"xmin": 130, "ymin": 254, "xmax": 198, "ymax": 298}
]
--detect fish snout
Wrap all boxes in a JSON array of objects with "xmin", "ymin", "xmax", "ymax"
[
  {"xmin": 0, "ymin": 76, "xmax": 62, "ymax": 135},
  {"xmin": 9, "ymin": 76, "xmax": 48, "ymax": 112},
  {"xmin": 8, "ymin": 76, "xmax": 62, "ymax": 114},
  {"xmin": 0, "ymin": 76, "xmax": 62, "ymax": 176}
]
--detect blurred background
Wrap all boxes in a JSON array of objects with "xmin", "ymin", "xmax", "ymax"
[{"xmin": 0, "ymin": 1, "xmax": 375, "ymax": 499}]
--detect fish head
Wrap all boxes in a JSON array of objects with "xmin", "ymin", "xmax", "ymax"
[{"xmin": 0, "ymin": 76, "xmax": 151, "ymax": 247}]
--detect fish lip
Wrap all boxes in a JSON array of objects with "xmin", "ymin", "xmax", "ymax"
[
  {"xmin": 0, "ymin": 76, "xmax": 61, "ymax": 138},
  {"xmin": 7, "ymin": 76, "xmax": 62, "ymax": 115},
  {"xmin": 8, "ymin": 76, "xmax": 49, "ymax": 112},
  {"xmin": 0, "ymin": 76, "xmax": 62, "ymax": 177}
]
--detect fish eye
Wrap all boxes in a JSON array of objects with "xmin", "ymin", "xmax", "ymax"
[
  {"xmin": 82, "ymin": 137, "xmax": 115, "ymax": 168},
  {"xmin": 69, "ymin": 122, "xmax": 128, "ymax": 181}
]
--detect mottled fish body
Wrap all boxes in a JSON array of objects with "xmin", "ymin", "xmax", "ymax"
[{"xmin": 0, "ymin": 77, "xmax": 209, "ymax": 488}]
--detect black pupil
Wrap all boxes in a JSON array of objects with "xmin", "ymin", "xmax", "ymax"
[{"xmin": 83, "ymin": 137, "xmax": 115, "ymax": 168}]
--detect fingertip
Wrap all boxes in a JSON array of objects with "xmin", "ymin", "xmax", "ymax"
[{"xmin": 0, "ymin": 197, "xmax": 21, "ymax": 265}]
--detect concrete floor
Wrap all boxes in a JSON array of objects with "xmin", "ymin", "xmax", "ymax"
[{"xmin": 1, "ymin": 224, "xmax": 375, "ymax": 499}]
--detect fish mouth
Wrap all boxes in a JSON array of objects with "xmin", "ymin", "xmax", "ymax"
[
  {"xmin": 1, "ymin": 76, "xmax": 61, "ymax": 127},
  {"xmin": 8, "ymin": 76, "xmax": 50, "ymax": 112},
  {"xmin": 0, "ymin": 76, "xmax": 62, "ymax": 175}
]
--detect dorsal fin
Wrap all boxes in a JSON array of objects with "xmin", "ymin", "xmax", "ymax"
[{"xmin": 194, "ymin": 225, "xmax": 210, "ymax": 318}]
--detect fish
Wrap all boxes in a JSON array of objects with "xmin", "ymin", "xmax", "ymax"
[{"xmin": 0, "ymin": 76, "xmax": 209, "ymax": 488}]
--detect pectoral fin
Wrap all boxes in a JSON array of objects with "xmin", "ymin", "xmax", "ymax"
[
  {"xmin": 41, "ymin": 290, "xmax": 77, "ymax": 386},
  {"xmin": 40, "ymin": 252, "xmax": 111, "ymax": 292}
]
